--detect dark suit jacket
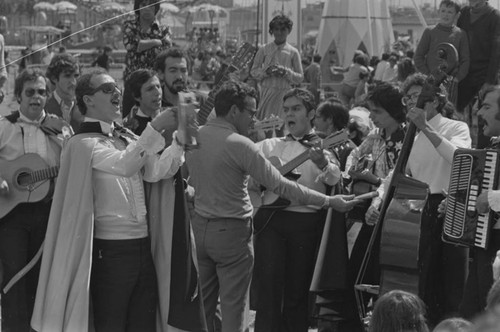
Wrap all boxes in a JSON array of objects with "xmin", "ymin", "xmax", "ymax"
[{"xmin": 45, "ymin": 94, "xmax": 83, "ymax": 131}]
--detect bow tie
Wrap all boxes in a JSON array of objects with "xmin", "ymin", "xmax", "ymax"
[{"xmin": 285, "ymin": 133, "xmax": 319, "ymax": 147}]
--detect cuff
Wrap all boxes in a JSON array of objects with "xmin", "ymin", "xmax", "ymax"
[
  {"xmin": 488, "ymin": 190, "xmax": 500, "ymax": 212},
  {"xmin": 137, "ymin": 123, "xmax": 166, "ymax": 154}
]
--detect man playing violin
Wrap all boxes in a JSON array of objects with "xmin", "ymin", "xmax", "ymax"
[
  {"xmin": 367, "ymin": 73, "xmax": 471, "ymax": 326},
  {"xmin": 251, "ymin": 88, "xmax": 343, "ymax": 332}
]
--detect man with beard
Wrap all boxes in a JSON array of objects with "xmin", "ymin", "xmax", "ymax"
[
  {"xmin": 457, "ymin": 0, "xmax": 500, "ymax": 147},
  {"xmin": 45, "ymin": 53, "xmax": 83, "ymax": 131},
  {"xmin": 456, "ymin": 85, "xmax": 500, "ymax": 319}
]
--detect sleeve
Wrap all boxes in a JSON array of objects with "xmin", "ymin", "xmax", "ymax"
[
  {"xmin": 435, "ymin": 122, "xmax": 472, "ymax": 164},
  {"xmin": 456, "ymin": 29, "xmax": 470, "ymax": 82},
  {"xmin": 123, "ymin": 21, "xmax": 139, "ymax": 52},
  {"xmin": 315, "ymin": 150, "xmax": 341, "ymax": 186},
  {"xmin": 243, "ymin": 142, "xmax": 328, "ymax": 207},
  {"xmin": 486, "ymin": 12, "xmax": 500, "ymax": 84},
  {"xmin": 488, "ymin": 190, "xmax": 500, "ymax": 212},
  {"xmin": 414, "ymin": 28, "xmax": 431, "ymax": 75},
  {"xmin": 92, "ymin": 123, "xmax": 165, "ymax": 177},
  {"xmin": 250, "ymin": 47, "xmax": 266, "ymax": 81},
  {"xmin": 143, "ymin": 127, "xmax": 184, "ymax": 182},
  {"xmin": 285, "ymin": 48, "xmax": 304, "ymax": 84}
]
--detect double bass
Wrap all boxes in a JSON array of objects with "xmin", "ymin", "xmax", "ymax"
[{"xmin": 354, "ymin": 43, "xmax": 459, "ymax": 322}]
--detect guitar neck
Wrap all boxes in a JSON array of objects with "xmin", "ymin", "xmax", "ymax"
[
  {"xmin": 30, "ymin": 166, "xmax": 59, "ymax": 184},
  {"xmin": 279, "ymin": 150, "xmax": 310, "ymax": 175}
]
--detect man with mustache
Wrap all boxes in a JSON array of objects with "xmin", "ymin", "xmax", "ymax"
[
  {"xmin": 0, "ymin": 68, "xmax": 70, "ymax": 331},
  {"xmin": 45, "ymin": 53, "xmax": 83, "ymax": 131},
  {"xmin": 457, "ymin": 85, "xmax": 500, "ymax": 318},
  {"xmin": 457, "ymin": 0, "xmax": 500, "ymax": 147}
]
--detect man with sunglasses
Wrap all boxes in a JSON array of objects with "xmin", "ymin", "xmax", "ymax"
[
  {"xmin": 32, "ymin": 68, "xmax": 191, "ymax": 332},
  {"xmin": 0, "ymin": 68, "xmax": 71, "ymax": 331}
]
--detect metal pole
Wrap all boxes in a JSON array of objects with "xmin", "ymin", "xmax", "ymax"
[{"xmin": 256, "ymin": 0, "xmax": 260, "ymax": 48}]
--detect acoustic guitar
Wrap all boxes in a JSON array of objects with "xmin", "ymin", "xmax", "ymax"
[
  {"xmin": 253, "ymin": 130, "xmax": 349, "ymax": 231},
  {"xmin": 0, "ymin": 153, "xmax": 58, "ymax": 219},
  {"xmin": 354, "ymin": 43, "xmax": 459, "ymax": 321},
  {"xmin": 197, "ymin": 42, "xmax": 257, "ymax": 126}
]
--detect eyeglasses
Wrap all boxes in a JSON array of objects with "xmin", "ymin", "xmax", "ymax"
[
  {"xmin": 243, "ymin": 107, "xmax": 257, "ymax": 118},
  {"xmin": 402, "ymin": 93, "xmax": 419, "ymax": 106},
  {"xmin": 88, "ymin": 82, "xmax": 121, "ymax": 96},
  {"xmin": 24, "ymin": 88, "xmax": 47, "ymax": 97}
]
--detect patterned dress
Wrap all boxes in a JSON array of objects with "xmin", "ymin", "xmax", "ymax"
[{"xmin": 123, "ymin": 18, "xmax": 171, "ymax": 80}]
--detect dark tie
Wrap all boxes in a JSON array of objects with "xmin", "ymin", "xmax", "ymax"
[{"xmin": 286, "ymin": 133, "xmax": 320, "ymax": 147}]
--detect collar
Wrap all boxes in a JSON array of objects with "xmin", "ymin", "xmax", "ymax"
[
  {"xmin": 209, "ymin": 117, "xmax": 238, "ymax": 132},
  {"xmin": 83, "ymin": 116, "xmax": 113, "ymax": 135},
  {"xmin": 19, "ymin": 110, "xmax": 46, "ymax": 125},
  {"xmin": 136, "ymin": 108, "xmax": 151, "ymax": 118},
  {"xmin": 286, "ymin": 129, "xmax": 316, "ymax": 141},
  {"xmin": 53, "ymin": 90, "xmax": 74, "ymax": 107},
  {"xmin": 427, "ymin": 112, "xmax": 443, "ymax": 127}
]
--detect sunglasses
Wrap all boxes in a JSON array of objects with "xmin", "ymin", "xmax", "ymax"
[
  {"xmin": 88, "ymin": 82, "xmax": 121, "ymax": 96},
  {"xmin": 24, "ymin": 88, "xmax": 47, "ymax": 97}
]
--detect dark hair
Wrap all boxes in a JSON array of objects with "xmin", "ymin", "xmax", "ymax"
[
  {"xmin": 214, "ymin": 80, "xmax": 258, "ymax": 117},
  {"xmin": 154, "ymin": 48, "xmax": 188, "ymax": 73},
  {"xmin": 46, "ymin": 53, "xmax": 79, "ymax": 85},
  {"xmin": 269, "ymin": 15, "xmax": 293, "ymax": 34},
  {"xmin": 369, "ymin": 290, "xmax": 429, "ymax": 332},
  {"xmin": 354, "ymin": 53, "xmax": 369, "ymax": 67},
  {"xmin": 433, "ymin": 317, "xmax": 472, "ymax": 332},
  {"xmin": 481, "ymin": 85, "xmax": 500, "ymax": 121},
  {"xmin": 283, "ymin": 88, "xmax": 317, "ymax": 114},
  {"xmin": 402, "ymin": 73, "xmax": 450, "ymax": 116},
  {"xmin": 366, "ymin": 82, "xmax": 406, "ymax": 123},
  {"xmin": 15, "ymin": 68, "xmax": 47, "ymax": 100},
  {"xmin": 381, "ymin": 53, "xmax": 390, "ymax": 61},
  {"xmin": 439, "ymin": 0, "xmax": 461, "ymax": 13},
  {"xmin": 75, "ymin": 68, "xmax": 108, "ymax": 115},
  {"xmin": 125, "ymin": 69, "xmax": 157, "ymax": 106},
  {"xmin": 134, "ymin": 0, "xmax": 160, "ymax": 17},
  {"xmin": 397, "ymin": 57, "xmax": 416, "ymax": 82},
  {"xmin": 316, "ymin": 101, "xmax": 350, "ymax": 132},
  {"xmin": 313, "ymin": 54, "xmax": 322, "ymax": 63}
]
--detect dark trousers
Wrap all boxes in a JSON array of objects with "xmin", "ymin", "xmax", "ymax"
[
  {"xmin": 460, "ymin": 229, "xmax": 500, "ymax": 318},
  {"xmin": 90, "ymin": 237, "xmax": 158, "ymax": 332},
  {"xmin": 420, "ymin": 194, "xmax": 469, "ymax": 327},
  {"xmin": 457, "ymin": 78, "xmax": 490, "ymax": 148},
  {"xmin": 0, "ymin": 201, "xmax": 50, "ymax": 332},
  {"xmin": 253, "ymin": 210, "xmax": 324, "ymax": 332}
]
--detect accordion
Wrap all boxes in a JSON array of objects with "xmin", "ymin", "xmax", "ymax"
[{"xmin": 442, "ymin": 148, "xmax": 500, "ymax": 249}]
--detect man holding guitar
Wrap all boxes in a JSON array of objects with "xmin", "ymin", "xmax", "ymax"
[
  {"xmin": 0, "ymin": 68, "xmax": 70, "ymax": 331},
  {"xmin": 251, "ymin": 88, "xmax": 344, "ymax": 332},
  {"xmin": 367, "ymin": 73, "xmax": 471, "ymax": 326}
]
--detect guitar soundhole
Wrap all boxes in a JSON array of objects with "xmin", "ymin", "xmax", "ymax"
[{"xmin": 17, "ymin": 172, "xmax": 32, "ymax": 187}]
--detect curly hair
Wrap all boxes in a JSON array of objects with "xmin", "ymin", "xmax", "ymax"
[
  {"xmin": 14, "ymin": 68, "xmax": 47, "ymax": 100},
  {"xmin": 154, "ymin": 47, "xmax": 188, "ymax": 73},
  {"xmin": 283, "ymin": 88, "xmax": 317, "ymax": 114},
  {"xmin": 269, "ymin": 15, "xmax": 293, "ymax": 34},
  {"xmin": 369, "ymin": 290, "xmax": 429, "ymax": 332},
  {"xmin": 46, "ymin": 53, "xmax": 80, "ymax": 85},
  {"xmin": 214, "ymin": 80, "xmax": 258, "ymax": 117}
]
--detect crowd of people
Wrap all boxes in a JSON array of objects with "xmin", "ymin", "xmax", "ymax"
[{"xmin": 4, "ymin": 0, "xmax": 500, "ymax": 332}]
